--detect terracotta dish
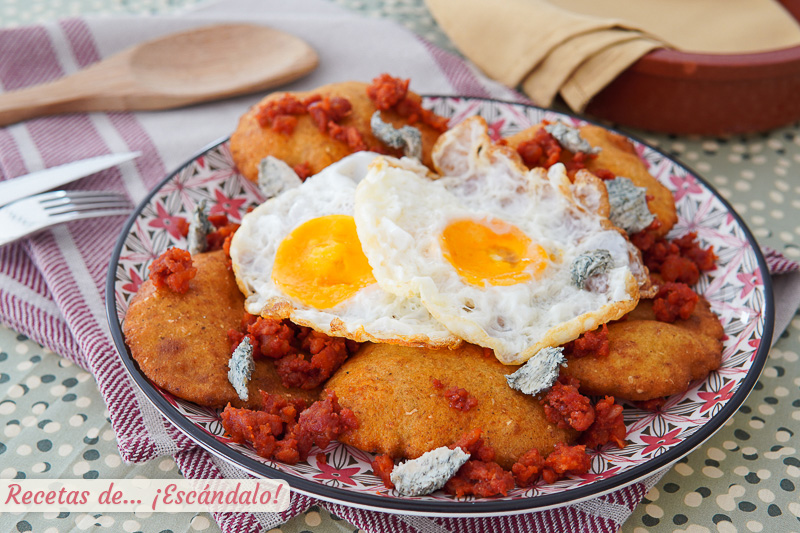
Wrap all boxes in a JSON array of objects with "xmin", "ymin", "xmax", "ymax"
[{"xmin": 585, "ymin": 0, "xmax": 800, "ymax": 135}]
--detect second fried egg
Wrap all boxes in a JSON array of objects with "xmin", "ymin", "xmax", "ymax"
[{"xmin": 354, "ymin": 117, "xmax": 643, "ymax": 365}]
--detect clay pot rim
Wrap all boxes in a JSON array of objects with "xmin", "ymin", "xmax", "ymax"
[
  {"xmin": 635, "ymin": 45, "xmax": 800, "ymax": 80},
  {"xmin": 634, "ymin": 0, "xmax": 800, "ymax": 80}
]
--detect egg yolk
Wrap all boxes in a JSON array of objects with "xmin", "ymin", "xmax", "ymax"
[
  {"xmin": 440, "ymin": 218, "xmax": 548, "ymax": 286},
  {"xmin": 272, "ymin": 214, "xmax": 376, "ymax": 309}
]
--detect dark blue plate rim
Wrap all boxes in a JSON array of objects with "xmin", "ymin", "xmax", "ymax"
[{"xmin": 105, "ymin": 95, "xmax": 774, "ymax": 516}]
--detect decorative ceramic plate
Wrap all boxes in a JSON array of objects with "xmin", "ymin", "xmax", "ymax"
[{"xmin": 106, "ymin": 96, "xmax": 773, "ymax": 516}]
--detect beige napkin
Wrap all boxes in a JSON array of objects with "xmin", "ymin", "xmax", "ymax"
[
  {"xmin": 559, "ymin": 37, "xmax": 661, "ymax": 111},
  {"xmin": 425, "ymin": 0, "xmax": 626, "ymax": 88},
  {"xmin": 552, "ymin": 0, "xmax": 800, "ymax": 54},
  {"xmin": 426, "ymin": 0, "xmax": 800, "ymax": 110},
  {"xmin": 521, "ymin": 29, "xmax": 643, "ymax": 107}
]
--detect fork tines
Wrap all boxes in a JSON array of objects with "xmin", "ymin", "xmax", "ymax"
[
  {"xmin": 39, "ymin": 190, "xmax": 131, "ymax": 215},
  {"xmin": 0, "ymin": 189, "xmax": 133, "ymax": 247}
]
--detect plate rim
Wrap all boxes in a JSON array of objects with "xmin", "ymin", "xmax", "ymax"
[{"xmin": 105, "ymin": 95, "xmax": 775, "ymax": 516}]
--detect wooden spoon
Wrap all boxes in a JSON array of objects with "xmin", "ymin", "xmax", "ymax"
[{"xmin": 0, "ymin": 24, "xmax": 318, "ymax": 127}]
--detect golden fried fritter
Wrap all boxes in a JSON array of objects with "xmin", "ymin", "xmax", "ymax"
[
  {"xmin": 123, "ymin": 250, "xmax": 318, "ymax": 409},
  {"xmin": 326, "ymin": 342, "xmax": 576, "ymax": 469},
  {"xmin": 505, "ymin": 123, "xmax": 678, "ymax": 239},
  {"xmin": 230, "ymin": 81, "xmax": 442, "ymax": 183},
  {"xmin": 561, "ymin": 302, "xmax": 723, "ymax": 401},
  {"xmin": 579, "ymin": 125, "xmax": 677, "ymax": 239},
  {"xmin": 625, "ymin": 297, "xmax": 724, "ymax": 341}
]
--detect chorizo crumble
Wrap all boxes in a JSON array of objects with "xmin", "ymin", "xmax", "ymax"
[
  {"xmin": 516, "ymin": 127, "xmax": 561, "ymax": 169},
  {"xmin": 580, "ymin": 396, "xmax": 626, "ymax": 449},
  {"xmin": 653, "ymin": 282, "xmax": 699, "ymax": 322},
  {"xmin": 366, "ymin": 73, "xmax": 449, "ymax": 132},
  {"xmin": 636, "ymin": 231, "xmax": 716, "ymax": 285},
  {"xmin": 513, "ymin": 121, "xmax": 606, "ymax": 178},
  {"xmin": 254, "ymin": 92, "xmax": 367, "ymax": 151},
  {"xmin": 228, "ymin": 315, "xmax": 360, "ymax": 390},
  {"xmin": 221, "ymin": 389, "xmax": 358, "ymax": 465},
  {"xmin": 562, "ymin": 324, "xmax": 609, "ymax": 359},
  {"xmin": 542, "ymin": 375, "xmax": 596, "ymax": 432},
  {"xmin": 253, "ymin": 73, "xmax": 449, "ymax": 156},
  {"xmin": 371, "ymin": 426, "xmax": 599, "ymax": 494},
  {"xmin": 445, "ymin": 386, "xmax": 479, "ymax": 412},
  {"xmin": 371, "ymin": 454, "xmax": 396, "ymax": 489},
  {"xmin": 148, "ymin": 247, "xmax": 196, "ymax": 294},
  {"xmin": 205, "ymin": 214, "xmax": 241, "ymax": 254},
  {"xmin": 431, "ymin": 378, "xmax": 479, "ymax": 412}
]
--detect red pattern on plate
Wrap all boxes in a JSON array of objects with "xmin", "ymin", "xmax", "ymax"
[{"xmin": 110, "ymin": 97, "xmax": 774, "ymax": 516}]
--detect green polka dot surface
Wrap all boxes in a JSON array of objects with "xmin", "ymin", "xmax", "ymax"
[{"xmin": 1, "ymin": 1, "xmax": 800, "ymax": 532}]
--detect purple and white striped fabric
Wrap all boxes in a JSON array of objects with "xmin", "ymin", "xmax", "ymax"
[
  {"xmin": 762, "ymin": 246, "xmax": 799, "ymax": 275},
  {"xmin": 0, "ymin": 1, "xmax": 796, "ymax": 532}
]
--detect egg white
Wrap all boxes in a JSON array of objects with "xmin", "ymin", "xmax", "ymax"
[
  {"xmin": 229, "ymin": 152, "xmax": 461, "ymax": 347},
  {"xmin": 353, "ymin": 117, "xmax": 641, "ymax": 365}
]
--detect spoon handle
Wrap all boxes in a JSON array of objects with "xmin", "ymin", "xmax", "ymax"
[
  {"xmin": 0, "ymin": 79, "xmax": 90, "ymax": 127},
  {"xmin": 0, "ymin": 58, "xmax": 135, "ymax": 127},
  {"xmin": 0, "ymin": 24, "xmax": 319, "ymax": 127}
]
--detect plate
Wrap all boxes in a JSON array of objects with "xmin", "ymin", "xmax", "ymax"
[{"xmin": 106, "ymin": 96, "xmax": 774, "ymax": 516}]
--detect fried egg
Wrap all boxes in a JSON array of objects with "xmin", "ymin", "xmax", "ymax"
[
  {"xmin": 353, "ymin": 117, "xmax": 643, "ymax": 365},
  {"xmin": 229, "ymin": 152, "xmax": 461, "ymax": 347}
]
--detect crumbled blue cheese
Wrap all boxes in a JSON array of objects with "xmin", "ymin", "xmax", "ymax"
[
  {"xmin": 570, "ymin": 249, "xmax": 614, "ymax": 289},
  {"xmin": 606, "ymin": 176, "xmax": 655, "ymax": 234},
  {"xmin": 390, "ymin": 446, "xmax": 470, "ymax": 496},
  {"xmin": 187, "ymin": 200, "xmax": 212, "ymax": 255},
  {"xmin": 544, "ymin": 122, "xmax": 600, "ymax": 154},
  {"xmin": 257, "ymin": 156, "xmax": 303, "ymax": 198},
  {"xmin": 227, "ymin": 336, "xmax": 254, "ymax": 402},
  {"xmin": 505, "ymin": 347, "xmax": 566, "ymax": 396},
  {"xmin": 370, "ymin": 111, "xmax": 422, "ymax": 160}
]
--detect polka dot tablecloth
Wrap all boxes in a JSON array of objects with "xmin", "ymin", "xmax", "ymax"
[{"xmin": 2, "ymin": 1, "xmax": 800, "ymax": 533}]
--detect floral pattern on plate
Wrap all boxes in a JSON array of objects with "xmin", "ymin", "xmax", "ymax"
[{"xmin": 110, "ymin": 97, "xmax": 770, "ymax": 510}]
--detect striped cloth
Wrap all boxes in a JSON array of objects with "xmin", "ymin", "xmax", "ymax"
[{"xmin": 0, "ymin": 1, "xmax": 796, "ymax": 531}]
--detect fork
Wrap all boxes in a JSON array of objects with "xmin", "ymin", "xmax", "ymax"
[{"xmin": 0, "ymin": 190, "xmax": 131, "ymax": 246}]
